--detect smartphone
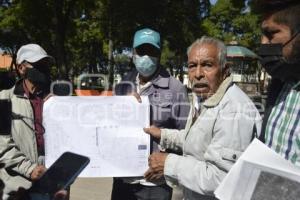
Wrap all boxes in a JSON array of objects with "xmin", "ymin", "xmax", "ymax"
[
  {"xmin": 0, "ymin": 99, "xmax": 12, "ymax": 135},
  {"xmin": 31, "ymin": 152, "xmax": 90, "ymax": 195}
]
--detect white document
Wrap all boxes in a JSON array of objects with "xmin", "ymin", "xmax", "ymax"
[
  {"xmin": 215, "ymin": 139, "xmax": 300, "ymax": 200},
  {"xmin": 43, "ymin": 96, "xmax": 150, "ymax": 177}
]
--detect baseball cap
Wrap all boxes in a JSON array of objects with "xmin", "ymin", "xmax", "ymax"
[
  {"xmin": 133, "ymin": 28, "xmax": 161, "ymax": 49},
  {"xmin": 17, "ymin": 44, "xmax": 53, "ymax": 64}
]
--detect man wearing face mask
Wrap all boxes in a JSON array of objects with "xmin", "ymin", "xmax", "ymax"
[
  {"xmin": 112, "ymin": 28, "xmax": 190, "ymax": 200},
  {"xmin": 254, "ymin": 0, "xmax": 300, "ymax": 166},
  {"xmin": 0, "ymin": 44, "xmax": 66, "ymax": 200}
]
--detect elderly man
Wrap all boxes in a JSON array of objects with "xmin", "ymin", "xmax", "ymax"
[
  {"xmin": 144, "ymin": 36, "xmax": 262, "ymax": 199},
  {"xmin": 0, "ymin": 44, "xmax": 66, "ymax": 200},
  {"xmin": 254, "ymin": 0, "xmax": 300, "ymax": 166},
  {"xmin": 112, "ymin": 28, "xmax": 190, "ymax": 200}
]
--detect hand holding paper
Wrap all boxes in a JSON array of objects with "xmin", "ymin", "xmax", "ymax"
[
  {"xmin": 143, "ymin": 125, "xmax": 161, "ymax": 139},
  {"xmin": 43, "ymin": 96, "xmax": 150, "ymax": 177},
  {"xmin": 144, "ymin": 152, "xmax": 168, "ymax": 181}
]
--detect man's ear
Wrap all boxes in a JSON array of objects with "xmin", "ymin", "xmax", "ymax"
[
  {"xmin": 16, "ymin": 64, "xmax": 22, "ymax": 71},
  {"xmin": 17, "ymin": 63, "xmax": 33, "ymax": 77},
  {"xmin": 16, "ymin": 64, "xmax": 24, "ymax": 76},
  {"xmin": 17, "ymin": 64, "xmax": 27, "ymax": 76},
  {"xmin": 222, "ymin": 63, "xmax": 231, "ymax": 79}
]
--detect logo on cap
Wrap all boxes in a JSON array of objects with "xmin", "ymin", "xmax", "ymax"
[{"xmin": 133, "ymin": 28, "xmax": 160, "ymax": 49}]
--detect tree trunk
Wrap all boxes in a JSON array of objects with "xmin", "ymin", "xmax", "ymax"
[
  {"xmin": 108, "ymin": 38, "xmax": 114, "ymax": 90},
  {"xmin": 9, "ymin": 48, "xmax": 17, "ymax": 73},
  {"xmin": 108, "ymin": 22, "xmax": 114, "ymax": 90},
  {"xmin": 54, "ymin": 0, "xmax": 73, "ymax": 79},
  {"xmin": 178, "ymin": 55, "xmax": 184, "ymax": 83}
]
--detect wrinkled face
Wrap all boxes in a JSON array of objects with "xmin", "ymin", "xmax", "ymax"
[
  {"xmin": 188, "ymin": 44, "xmax": 224, "ymax": 99},
  {"xmin": 261, "ymin": 14, "xmax": 293, "ymax": 59}
]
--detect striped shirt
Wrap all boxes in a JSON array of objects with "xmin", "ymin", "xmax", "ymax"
[{"xmin": 265, "ymin": 80, "xmax": 300, "ymax": 166}]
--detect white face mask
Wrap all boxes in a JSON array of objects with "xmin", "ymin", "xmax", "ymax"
[{"xmin": 133, "ymin": 54, "xmax": 158, "ymax": 77}]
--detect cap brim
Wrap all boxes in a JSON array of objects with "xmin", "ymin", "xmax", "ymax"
[
  {"xmin": 133, "ymin": 42, "xmax": 160, "ymax": 50},
  {"xmin": 25, "ymin": 55, "xmax": 54, "ymax": 64}
]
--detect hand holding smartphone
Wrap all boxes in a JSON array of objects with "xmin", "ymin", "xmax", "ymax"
[{"xmin": 31, "ymin": 152, "xmax": 90, "ymax": 196}]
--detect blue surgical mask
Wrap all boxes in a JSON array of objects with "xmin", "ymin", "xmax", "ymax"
[{"xmin": 133, "ymin": 54, "xmax": 158, "ymax": 77}]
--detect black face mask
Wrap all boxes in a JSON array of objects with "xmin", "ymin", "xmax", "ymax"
[
  {"xmin": 258, "ymin": 31, "xmax": 300, "ymax": 81},
  {"xmin": 25, "ymin": 67, "xmax": 51, "ymax": 94}
]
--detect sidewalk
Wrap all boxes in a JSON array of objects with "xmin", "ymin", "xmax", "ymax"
[
  {"xmin": 70, "ymin": 178, "xmax": 112, "ymax": 200},
  {"xmin": 70, "ymin": 178, "xmax": 183, "ymax": 200}
]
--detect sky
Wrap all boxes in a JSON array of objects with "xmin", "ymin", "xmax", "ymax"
[{"xmin": 210, "ymin": 0, "xmax": 218, "ymax": 5}]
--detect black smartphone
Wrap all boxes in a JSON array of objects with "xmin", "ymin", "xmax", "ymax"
[
  {"xmin": 31, "ymin": 152, "xmax": 90, "ymax": 195},
  {"xmin": 0, "ymin": 99, "xmax": 12, "ymax": 135}
]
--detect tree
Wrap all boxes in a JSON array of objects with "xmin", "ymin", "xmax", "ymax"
[
  {"xmin": 0, "ymin": 0, "xmax": 243, "ymax": 85},
  {"xmin": 160, "ymin": 0, "xmax": 202, "ymax": 81},
  {"xmin": 0, "ymin": 0, "xmax": 99, "ymax": 79},
  {"xmin": 202, "ymin": 0, "xmax": 261, "ymax": 47},
  {"xmin": 0, "ymin": 1, "xmax": 30, "ymax": 71}
]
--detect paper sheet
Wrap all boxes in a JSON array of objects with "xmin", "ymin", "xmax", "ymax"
[
  {"xmin": 215, "ymin": 139, "xmax": 300, "ymax": 200},
  {"xmin": 43, "ymin": 96, "xmax": 150, "ymax": 177}
]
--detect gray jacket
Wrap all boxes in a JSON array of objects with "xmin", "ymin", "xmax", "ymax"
[
  {"xmin": 115, "ymin": 68, "xmax": 190, "ymax": 185},
  {"xmin": 0, "ymin": 81, "xmax": 39, "ymax": 200},
  {"xmin": 115, "ymin": 68, "xmax": 190, "ymax": 130},
  {"xmin": 160, "ymin": 76, "xmax": 262, "ymax": 199}
]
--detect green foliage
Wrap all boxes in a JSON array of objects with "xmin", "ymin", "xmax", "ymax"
[
  {"xmin": 202, "ymin": 0, "xmax": 261, "ymax": 48},
  {"xmin": 0, "ymin": 0, "xmax": 261, "ymax": 85},
  {"xmin": 161, "ymin": 41, "xmax": 175, "ymax": 67}
]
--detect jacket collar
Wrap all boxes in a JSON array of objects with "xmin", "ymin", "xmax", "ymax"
[
  {"xmin": 151, "ymin": 68, "xmax": 170, "ymax": 88},
  {"xmin": 292, "ymin": 80, "xmax": 300, "ymax": 91},
  {"xmin": 203, "ymin": 75, "xmax": 233, "ymax": 108},
  {"xmin": 135, "ymin": 67, "xmax": 170, "ymax": 89},
  {"xmin": 13, "ymin": 78, "xmax": 45, "ymax": 99},
  {"xmin": 13, "ymin": 79, "xmax": 26, "ymax": 97}
]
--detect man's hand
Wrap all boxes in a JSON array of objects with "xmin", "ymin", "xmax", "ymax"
[
  {"xmin": 128, "ymin": 92, "xmax": 142, "ymax": 103},
  {"xmin": 143, "ymin": 126, "xmax": 161, "ymax": 139},
  {"xmin": 30, "ymin": 165, "xmax": 68, "ymax": 200},
  {"xmin": 144, "ymin": 152, "xmax": 168, "ymax": 181},
  {"xmin": 44, "ymin": 93, "xmax": 54, "ymax": 102},
  {"xmin": 53, "ymin": 190, "xmax": 68, "ymax": 200},
  {"xmin": 29, "ymin": 190, "xmax": 68, "ymax": 200},
  {"xmin": 30, "ymin": 165, "xmax": 46, "ymax": 181}
]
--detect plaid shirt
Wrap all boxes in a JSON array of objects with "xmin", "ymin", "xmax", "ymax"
[{"xmin": 265, "ymin": 80, "xmax": 300, "ymax": 165}]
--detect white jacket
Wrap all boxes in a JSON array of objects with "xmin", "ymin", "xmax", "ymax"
[
  {"xmin": 0, "ymin": 81, "xmax": 39, "ymax": 200},
  {"xmin": 160, "ymin": 76, "xmax": 262, "ymax": 199}
]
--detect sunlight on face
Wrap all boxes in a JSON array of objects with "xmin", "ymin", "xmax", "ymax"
[{"xmin": 188, "ymin": 44, "xmax": 224, "ymax": 99}]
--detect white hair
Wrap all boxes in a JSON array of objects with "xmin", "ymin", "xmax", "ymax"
[{"xmin": 187, "ymin": 36, "xmax": 227, "ymax": 69}]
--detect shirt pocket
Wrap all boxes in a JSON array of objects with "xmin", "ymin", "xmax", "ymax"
[
  {"xmin": 221, "ymin": 147, "xmax": 242, "ymax": 163},
  {"xmin": 149, "ymin": 94, "xmax": 173, "ymax": 127}
]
